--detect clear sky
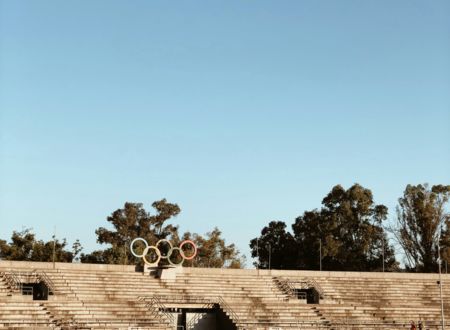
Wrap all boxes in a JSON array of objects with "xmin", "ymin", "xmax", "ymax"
[{"xmin": 1, "ymin": 1, "xmax": 449, "ymax": 265}]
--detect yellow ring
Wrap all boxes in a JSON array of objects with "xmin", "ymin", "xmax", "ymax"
[{"xmin": 142, "ymin": 246, "xmax": 161, "ymax": 266}]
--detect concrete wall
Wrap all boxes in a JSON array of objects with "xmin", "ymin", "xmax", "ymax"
[
  {"xmin": 179, "ymin": 265, "xmax": 450, "ymax": 280},
  {"xmin": 0, "ymin": 260, "xmax": 136, "ymax": 272},
  {"xmin": 1, "ymin": 260, "xmax": 449, "ymax": 281}
]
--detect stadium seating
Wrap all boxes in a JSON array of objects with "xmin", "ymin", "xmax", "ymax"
[{"xmin": 0, "ymin": 260, "xmax": 449, "ymax": 329}]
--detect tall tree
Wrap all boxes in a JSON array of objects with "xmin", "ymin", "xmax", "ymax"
[
  {"xmin": 82, "ymin": 199, "xmax": 180, "ymax": 264},
  {"xmin": 392, "ymin": 184, "xmax": 450, "ymax": 272},
  {"xmin": 439, "ymin": 218, "xmax": 450, "ymax": 270},
  {"xmin": 249, "ymin": 221, "xmax": 297, "ymax": 269},
  {"xmin": 81, "ymin": 199, "xmax": 244, "ymax": 268},
  {"xmin": 250, "ymin": 184, "xmax": 397, "ymax": 271},
  {"xmin": 296, "ymin": 184, "xmax": 397, "ymax": 271},
  {"xmin": 183, "ymin": 228, "xmax": 245, "ymax": 269},
  {"xmin": 0, "ymin": 228, "xmax": 76, "ymax": 262},
  {"xmin": 292, "ymin": 210, "xmax": 331, "ymax": 270}
]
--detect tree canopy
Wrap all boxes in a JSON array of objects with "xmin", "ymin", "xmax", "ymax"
[
  {"xmin": 0, "ymin": 229, "xmax": 77, "ymax": 262},
  {"xmin": 2, "ymin": 185, "xmax": 449, "ymax": 273},
  {"xmin": 183, "ymin": 228, "xmax": 245, "ymax": 269},
  {"xmin": 249, "ymin": 221, "xmax": 297, "ymax": 269},
  {"xmin": 81, "ymin": 199, "xmax": 181, "ymax": 264},
  {"xmin": 251, "ymin": 184, "xmax": 398, "ymax": 271},
  {"xmin": 391, "ymin": 184, "xmax": 450, "ymax": 272},
  {"xmin": 80, "ymin": 199, "xmax": 245, "ymax": 268}
]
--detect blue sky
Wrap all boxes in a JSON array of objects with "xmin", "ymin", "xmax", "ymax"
[{"xmin": 1, "ymin": 1, "xmax": 449, "ymax": 265}]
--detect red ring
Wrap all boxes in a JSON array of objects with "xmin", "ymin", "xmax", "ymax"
[{"xmin": 179, "ymin": 240, "xmax": 197, "ymax": 260}]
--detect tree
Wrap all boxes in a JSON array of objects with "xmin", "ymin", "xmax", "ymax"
[
  {"xmin": 391, "ymin": 184, "xmax": 450, "ymax": 272},
  {"xmin": 82, "ymin": 199, "xmax": 180, "ymax": 264},
  {"xmin": 183, "ymin": 228, "xmax": 245, "ymax": 269},
  {"xmin": 249, "ymin": 221, "xmax": 297, "ymax": 269},
  {"xmin": 440, "ymin": 218, "xmax": 450, "ymax": 270},
  {"xmin": 293, "ymin": 210, "xmax": 330, "ymax": 270},
  {"xmin": 2, "ymin": 199, "xmax": 244, "ymax": 268},
  {"xmin": 294, "ymin": 184, "xmax": 397, "ymax": 271},
  {"xmin": 0, "ymin": 228, "xmax": 75, "ymax": 262},
  {"xmin": 250, "ymin": 184, "xmax": 397, "ymax": 271},
  {"xmin": 81, "ymin": 199, "xmax": 244, "ymax": 268}
]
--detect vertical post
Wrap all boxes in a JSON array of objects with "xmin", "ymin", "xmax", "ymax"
[
  {"xmin": 52, "ymin": 226, "xmax": 56, "ymax": 269},
  {"xmin": 438, "ymin": 243, "xmax": 445, "ymax": 330},
  {"xmin": 319, "ymin": 239, "xmax": 322, "ymax": 271},
  {"xmin": 382, "ymin": 237, "xmax": 385, "ymax": 272}
]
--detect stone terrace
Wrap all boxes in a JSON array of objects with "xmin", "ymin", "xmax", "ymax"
[{"xmin": 0, "ymin": 261, "xmax": 449, "ymax": 329}]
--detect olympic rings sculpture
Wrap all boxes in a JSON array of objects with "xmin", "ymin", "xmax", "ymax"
[{"xmin": 130, "ymin": 238, "xmax": 197, "ymax": 267}]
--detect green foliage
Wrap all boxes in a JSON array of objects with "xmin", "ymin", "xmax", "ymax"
[
  {"xmin": 81, "ymin": 199, "xmax": 180, "ymax": 265},
  {"xmin": 251, "ymin": 184, "xmax": 398, "ymax": 271},
  {"xmin": 0, "ymin": 229, "xmax": 76, "ymax": 262},
  {"xmin": 392, "ymin": 184, "xmax": 450, "ymax": 272},
  {"xmin": 81, "ymin": 199, "xmax": 244, "ymax": 268},
  {"xmin": 295, "ymin": 184, "xmax": 396, "ymax": 271},
  {"xmin": 249, "ymin": 221, "xmax": 297, "ymax": 269},
  {"xmin": 183, "ymin": 228, "xmax": 245, "ymax": 269},
  {"xmin": 79, "ymin": 248, "xmax": 118, "ymax": 264}
]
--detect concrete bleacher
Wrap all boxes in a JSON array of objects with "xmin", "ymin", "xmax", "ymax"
[
  {"xmin": 267, "ymin": 270, "xmax": 450, "ymax": 329},
  {"xmin": 0, "ymin": 261, "xmax": 449, "ymax": 329}
]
